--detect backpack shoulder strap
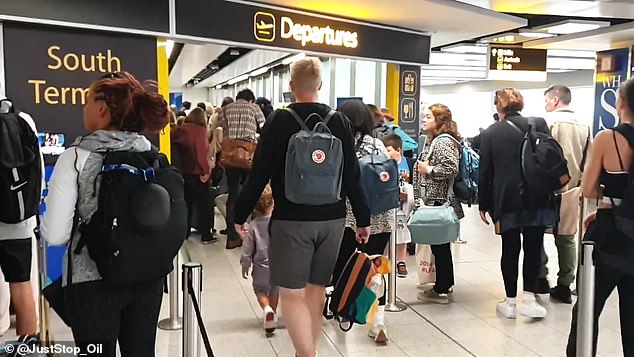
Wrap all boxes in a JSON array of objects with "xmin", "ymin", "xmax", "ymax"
[
  {"xmin": 284, "ymin": 107, "xmax": 310, "ymax": 131},
  {"xmin": 322, "ymin": 110, "xmax": 337, "ymax": 126},
  {"xmin": 506, "ymin": 119, "xmax": 524, "ymax": 135}
]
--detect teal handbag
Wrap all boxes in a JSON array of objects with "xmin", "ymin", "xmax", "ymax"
[
  {"xmin": 407, "ymin": 201, "xmax": 460, "ymax": 245},
  {"xmin": 408, "ymin": 136, "xmax": 460, "ymax": 245}
]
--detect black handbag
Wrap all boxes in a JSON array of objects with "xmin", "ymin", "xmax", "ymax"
[{"xmin": 585, "ymin": 209, "xmax": 634, "ymax": 275}]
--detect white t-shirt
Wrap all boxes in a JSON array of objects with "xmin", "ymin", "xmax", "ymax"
[{"xmin": 0, "ymin": 100, "xmax": 44, "ymax": 240}]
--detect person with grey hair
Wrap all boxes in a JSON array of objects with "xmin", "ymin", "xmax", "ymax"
[{"xmin": 538, "ymin": 85, "xmax": 592, "ymax": 304}]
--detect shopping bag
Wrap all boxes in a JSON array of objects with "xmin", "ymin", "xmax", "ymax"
[{"xmin": 416, "ymin": 244, "xmax": 436, "ymax": 286}]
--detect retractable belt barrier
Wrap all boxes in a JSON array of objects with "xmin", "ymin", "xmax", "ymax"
[
  {"xmin": 182, "ymin": 262, "xmax": 214, "ymax": 357},
  {"xmin": 386, "ymin": 210, "xmax": 407, "ymax": 312},
  {"xmin": 34, "ymin": 218, "xmax": 52, "ymax": 348},
  {"xmin": 577, "ymin": 241, "xmax": 596, "ymax": 357}
]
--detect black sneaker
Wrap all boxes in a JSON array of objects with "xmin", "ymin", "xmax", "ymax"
[
  {"xmin": 7, "ymin": 334, "xmax": 39, "ymax": 357},
  {"xmin": 536, "ymin": 278, "xmax": 551, "ymax": 294},
  {"xmin": 550, "ymin": 285, "xmax": 573, "ymax": 304},
  {"xmin": 396, "ymin": 262, "xmax": 408, "ymax": 278}
]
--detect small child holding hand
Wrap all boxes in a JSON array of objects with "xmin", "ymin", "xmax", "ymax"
[{"xmin": 240, "ymin": 185, "xmax": 279, "ymax": 335}]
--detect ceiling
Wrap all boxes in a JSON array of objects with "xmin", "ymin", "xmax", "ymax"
[
  {"xmin": 524, "ymin": 20, "xmax": 634, "ymax": 51},
  {"xmin": 169, "ymin": 43, "xmax": 228, "ymax": 88},
  {"xmin": 459, "ymin": 0, "xmax": 634, "ymax": 19},
  {"xmin": 254, "ymin": 0, "xmax": 527, "ymax": 47}
]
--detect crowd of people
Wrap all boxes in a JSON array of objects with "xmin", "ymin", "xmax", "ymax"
[{"xmin": 0, "ymin": 56, "xmax": 631, "ymax": 357}]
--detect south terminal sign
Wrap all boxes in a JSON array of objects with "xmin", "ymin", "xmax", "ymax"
[{"xmin": 177, "ymin": 0, "xmax": 430, "ymax": 65}]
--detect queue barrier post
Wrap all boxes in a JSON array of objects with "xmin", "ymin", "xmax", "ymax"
[
  {"xmin": 159, "ymin": 252, "xmax": 182, "ymax": 331},
  {"xmin": 386, "ymin": 210, "xmax": 407, "ymax": 312},
  {"xmin": 576, "ymin": 241, "xmax": 596, "ymax": 357}
]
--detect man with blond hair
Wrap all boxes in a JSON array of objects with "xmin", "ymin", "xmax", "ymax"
[{"xmin": 233, "ymin": 57, "xmax": 370, "ymax": 357}]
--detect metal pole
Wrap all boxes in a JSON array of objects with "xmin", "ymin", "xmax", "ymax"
[
  {"xmin": 183, "ymin": 262, "xmax": 202, "ymax": 357},
  {"xmin": 35, "ymin": 225, "xmax": 51, "ymax": 347},
  {"xmin": 159, "ymin": 252, "xmax": 182, "ymax": 330},
  {"xmin": 386, "ymin": 210, "xmax": 406, "ymax": 312},
  {"xmin": 577, "ymin": 242, "xmax": 596, "ymax": 357}
]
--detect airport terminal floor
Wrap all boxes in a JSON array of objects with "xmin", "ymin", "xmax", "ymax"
[{"xmin": 14, "ymin": 206, "xmax": 622, "ymax": 357}]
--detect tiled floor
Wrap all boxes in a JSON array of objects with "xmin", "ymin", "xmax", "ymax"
[{"xmin": 33, "ymin": 206, "xmax": 625, "ymax": 356}]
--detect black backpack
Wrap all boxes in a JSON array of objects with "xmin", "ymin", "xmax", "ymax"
[
  {"xmin": 507, "ymin": 117, "xmax": 570, "ymax": 197},
  {"xmin": 612, "ymin": 124, "xmax": 634, "ymax": 241},
  {"xmin": 75, "ymin": 150, "xmax": 188, "ymax": 286},
  {"xmin": 0, "ymin": 100, "xmax": 42, "ymax": 223}
]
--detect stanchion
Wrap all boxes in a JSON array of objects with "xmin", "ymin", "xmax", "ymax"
[
  {"xmin": 386, "ymin": 211, "xmax": 406, "ymax": 312},
  {"xmin": 576, "ymin": 241, "xmax": 596, "ymax": 357},
  {"xmin": 34, "ymin": 225, "xmax": 51, "ymax": 347},
  {"xmin": 159, "ymin": 252, "xmax": 182, "ymax": 330},
  {"xmin": 183, "ymin": 262, "xmax": 202, "ymax": 357}
]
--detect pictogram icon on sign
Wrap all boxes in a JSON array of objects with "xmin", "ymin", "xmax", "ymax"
[{"xmin": 254, "ymin": 12, "xmax": 276, "ymax": 42}]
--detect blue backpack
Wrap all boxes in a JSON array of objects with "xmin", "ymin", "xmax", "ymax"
[
  {"xmin": 284, "ymin": 108, "xmax": 344, "ymax": 205},
  {"xmin": 435, "ymin": 134, "xmax": 479, "ymax": 206},
  {"xmin": 357, "ymin": 139, "xmax": 400, "ymax": 215}
]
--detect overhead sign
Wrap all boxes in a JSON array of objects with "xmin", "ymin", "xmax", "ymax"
[
  {"xmin": 0, "ymin": 0, "xmax": 169, "ymax": 34},
  {"xmin": 3, "ymin": 23, "xmax": 158, "ymax": 144},
  {"xmin": 593, "ymin": 48, "xmax": 630, "ymax": 135},
  {"xmin": 177, "ymin": 0, "xmax": 431, "ymax": 65},
  {"xmin": 489, "ymin": 45, "xmax": 547, "ymax": 72},
  {"xmin": 398, "ymin": 65, "xmax": 420, "ymax": 139}
]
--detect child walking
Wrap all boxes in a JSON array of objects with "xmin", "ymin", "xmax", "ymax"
[{"xmin": 240, "ymin": 185, "xmax": 279, "ymax": 334}]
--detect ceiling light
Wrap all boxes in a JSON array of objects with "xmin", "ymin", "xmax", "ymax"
[
  {"xmin": 250, "ymin": 67, "xmax": 269, "ymax": 77},
  {"xmin": 282, "ymin": 53, "xmax": 306, "ymax": 65},
  {"xmin": 547, "ymin": 49, "xmax": 596, "ymax": 59},
  {"xmin": 532, "ymin": 20, "xmax": 610, "ymax": 35},
  {"xmin": 488, "ymin": 70, "xmax": 547, "ymax": 82},
  {"xmin": 227, "ymin": 74, "xmax": 249, "ymax": 85},
  {"xmin": 421, "ymin": 69, "xmax": 487, "ymax": 79},
  {"xmin": 429, "ymin": 52, "xmax": 487, "ymax": 66},
  {"xmin": 547, "ymin": 57, "xmax": 596, "ymax": 70},
  {"xmin": 166, "ymin": 40, "xmax": 174, "ymax": 57},
  {"xmin": 215, "ymin": 84, "xmax": 223, "ymax": 90},
  {"xmin": 518, "ymin": 30, "xmax": 556, "ymax": 39},
  {"xmin": 441, "ymin": 43, "xmax": 488, "ymax": 54}
]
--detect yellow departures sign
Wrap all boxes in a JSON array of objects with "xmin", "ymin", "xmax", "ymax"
[{"xmin": 255, "ymin": 12, "xmax": 358, "ymax": 49}]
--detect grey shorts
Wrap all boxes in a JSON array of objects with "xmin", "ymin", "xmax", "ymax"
[
  {"xmin": 252, "ymin": 266, "xmax": 279, "ymax": 295},
  {"xmin": 269, "ymin": 219, "xmax": 345, "ymax": 289}
]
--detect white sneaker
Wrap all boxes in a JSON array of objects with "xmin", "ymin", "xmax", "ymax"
[
  {"xmin": 496, "ymin": 300, "xmax": 517, "ymax": 319},
  {"xmin": 368, "ymin": 324, "xmax": 389, "ymax": 343},
  {"xmin": 263, "ymin": 306, "xmax": 277, "ymax": 334},
  {"xmin": 520, "ymin": 299, "xmax": 547, "ymax": 319}
]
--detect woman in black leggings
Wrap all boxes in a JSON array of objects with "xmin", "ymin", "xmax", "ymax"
[
  {"xmin": 478, "ymin": 88, "xmax": 556, "ymax": 320},
  {"xmin": 331, "ymin": 100, "xmax": 393, "ymax": 344},
  {"xmin": 41, "ymin": 72, "xmax": 170, "ymax": 356},
  {"xmin": 566, "ymin": 78, "xmax": 634, "ymax": 356}
]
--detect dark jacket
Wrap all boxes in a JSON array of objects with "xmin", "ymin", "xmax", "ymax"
[
  {"xmin": 233, "ymin": 103, "xmax": 371, "ymax": 227},
  {"xmin": 478, "ymin": 114, "xmax": 551, "ymax": 220}
]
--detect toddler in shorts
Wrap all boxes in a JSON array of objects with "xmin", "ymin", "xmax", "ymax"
[{"xmin": 240, "ymin": 185, "xmax": 279, "ymax": 334}]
